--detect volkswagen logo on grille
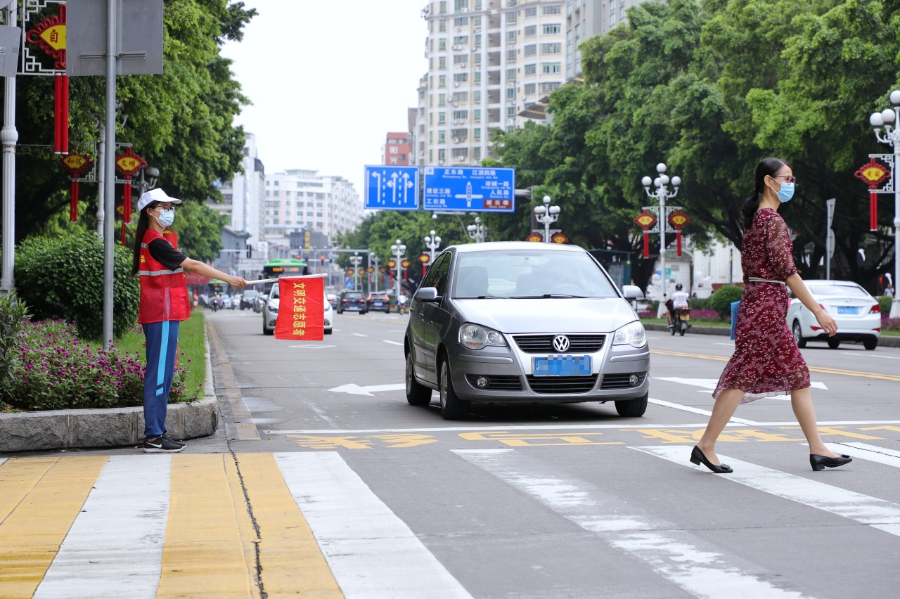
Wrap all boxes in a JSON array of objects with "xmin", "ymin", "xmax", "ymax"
[{"xmin": 552, "ymin": 335, "xmax": 570, "ymax": 352}]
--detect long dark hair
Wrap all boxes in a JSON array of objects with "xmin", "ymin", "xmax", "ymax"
[
  {"xmin": 740, "ymin": 157, "xmax": 791, "ymax": 228},
  {"xmin": 131, "ymin": 201, "xmax": 160, "ymax": 275}
]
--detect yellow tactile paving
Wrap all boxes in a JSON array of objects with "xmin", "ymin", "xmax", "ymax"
[
  {"xmin": 236, "ymin": 453, "xmax": 343, "ymax": 597},
  {"xmin": 0, "ymin": 456, "xmax": 108, "ymax": 598},
  {"xmin": 157, "ymin": 454, "xmax": 260, "ymax": 598}
]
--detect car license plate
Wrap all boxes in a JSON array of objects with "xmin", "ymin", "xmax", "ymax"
[
  {"xmin": 374, "ymin": 301, "xmax": 383, "ymax": 306},
  {"xmin": 533, "ymin": 355, "xmax": 591, "ymax": 377},
  {"xmin": 837, "ymin": 306, "xmax": 858, "ymax": 315}
]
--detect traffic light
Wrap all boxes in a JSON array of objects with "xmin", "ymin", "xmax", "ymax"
[{"xmin": 295, "ymin": 254, "xmax": 301, "ymax": 260}]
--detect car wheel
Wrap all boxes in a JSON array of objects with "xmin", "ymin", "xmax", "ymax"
[
  {"xmin": 386, "ymin": 309, "xmax": 390, "ymax": 314},
  {"xmin": 827, "ymin": 339, "xmax": 841, "ymax": 349},
  {"xmin": 679, "ymin": 323, "xmax": 686, "ymax": 336},
  {"xmin": 406, "ymin": 353, "xmax": 432, "ymax": 406},
  {"xmin": 792, "ymin": 320, "xmax": 807, "ymax": 348},
  {"xmin": 863, "ymin": 337, "xmax": 878, "ymax": 351},
  {"xmin": 263, "ymin": 319, "xmax": 273, "ymax": 336},
  {"xmin": 615, "ymin": 393, "xmax": 648, "ymax": 417},
  {"xmin": 324, "ymin": 329, "xmax": 333, "ymax": 335},
  {"xmin": 439, "ymin": 358, "xmax": 469, "ymax": 420}
]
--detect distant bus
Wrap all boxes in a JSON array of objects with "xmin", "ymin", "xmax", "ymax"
[{"xmin": 262, "ymin": 258, "xmax": 308, "ymax": 280}]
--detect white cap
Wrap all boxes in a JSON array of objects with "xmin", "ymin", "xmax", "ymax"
[{"xmin": 137, "ymin": 188, "xmax": 182, "ymax": 212}]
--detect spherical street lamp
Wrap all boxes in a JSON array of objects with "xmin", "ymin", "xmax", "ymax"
[
  {"xmin": 467, "ymin": 217, "xmax": 487, "ymax": 243},
  {"xmin": 641, "ymin": 162, "xmax": 682, "ymax": 314},
  {"xmin": 424, "ymin": 229, "xmax": 442, "ymax": 263},
  {"xmin": 369, "ymin": 252, "xmax": 379, "ymax": 293},
  {"xmin": 349, "ymin": 252, "xmax": 362, "ymax": 291},
  {"xmin": 868, "ymin": 89, "xmax": 900, "ymax": 318},
  {"xmin": 390, "ymin": 239, "xmax": 407, "ymax": 300},
  {"xmin": 533, "ymin": 195, "xmax": 560, "ymax": 243}
]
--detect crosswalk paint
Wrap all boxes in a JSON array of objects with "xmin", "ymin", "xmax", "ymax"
[
  {"xmin": 275, "ymin": 451, "xmax": 472, "ymax": 599},
  {"xmin": 454, "ymin": 449, "xmax": 808, "ymax": 599},
  {"xmin": 826, "ymin": 442, "xmax": 900, "ymax": 469},
  {"xmin": 0, "ymin": 457, "xmax": 6, "ymax": 467},
  {"xmin": 33, "ymin": 455, "xmax": 173, "ymax": 599},
  {"xmin": 633, "ymin": 445, "xmax": 900, "ymax": 538}
]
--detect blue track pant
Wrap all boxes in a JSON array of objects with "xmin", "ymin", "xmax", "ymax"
[{"xmin": 142, "ymin": 320, "xmax": 180, "ymax": 439}]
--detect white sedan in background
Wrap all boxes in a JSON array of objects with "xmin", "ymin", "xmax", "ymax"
[
  {"xmin": 788, "ymin": 280, "xmax": 882, "ymax": 350},
  {"xmin": 263, "ymin": 286, "xmax": 334, "ymax": 336}
]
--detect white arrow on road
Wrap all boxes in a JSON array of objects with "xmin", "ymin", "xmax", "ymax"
[{"xmin": 329, "ymin": 383, "xmax": 406, "ymax": 396}]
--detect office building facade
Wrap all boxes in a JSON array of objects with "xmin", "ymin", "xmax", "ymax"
[{"xmin": 264, "ymin": 169, "xmax": 362, "ymax": 241}]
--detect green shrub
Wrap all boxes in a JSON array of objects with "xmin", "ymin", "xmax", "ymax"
[
  {"xmin": 689, "ymin": 296, "xmax": 712, "ymax": 311},
  {"xmin": 878, "ymin": 296, "xmax": 893, "ymax": 315},
  {"xmin": 709, "ymin": 285, "xmax": 745, "ymax": 319},
  {"xmin": 15, "ymin": 231, "xmax": 140, "ymax": 340},
  {"xmin": 0, "ymin": 293, "xmax": 30, "ymax": 402}
]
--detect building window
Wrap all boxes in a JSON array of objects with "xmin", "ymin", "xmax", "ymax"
[
  {"xmin": 474, "ymin": 127, "xmax": 481, "ymax": 140},
  {"xmin": 454, "ymin": 0, "xmax": 468, "ymax": 11},
  {"xmin": 542, "ymin": 62, "xmax": 561, "ymax": 74},
  {"xmin": 507, "ymin": 106, "xmax": 516, "ymax": 117},
  {"xmin": 439, "ymin": 57, "xmax": 447, "ymax": 69},
  {"xmin": 439, "ymin": 75, "xmax": 446, "ymax": 87},
  {"xmin": 525, "ymin": 6, "xmax": 537, "ymax": 17},
  {"xmin": 543, "ymin": 23, "xmax": 561, "ymax": 34},
  {"xmin": 438, "ymin": 93, "xmax": 446, "ymax": 106},
  {"xmin": 507, "ymin": 0, "xmax": 517, "ymax": 6},
  {"xmin": 524, "ymin": 25, "xmax": 536, "ymax": 37},
  {"xmin": 507, "ymin": 11, "xmax": 517, "ymax": 24},
  {"xmin": 454, "ymin": 16, "xmax": 468, "ymax": 26},
  {"xmin": 438, "ymin": 149, "xmax": 446, "ymax": 162},
  {"xmin": 475, "ymin": 0, "xmax": 482, "ymax": 9},
  {"xmin": 439, "ymin": 112, "xmax": 446, "ymax": 124},
  {"xmin": 452, "ymin": 148, "xmax": 468, "ymax": 159},
  {"xmin": 439, "ymin": 19, "xmax": 447, "ymax": 32},
  {"xmin": 507, "ymin": 31, "xmax": 516, "ymax": 42},
  {"xmin": 454, "ymin": 91, "xmax": 469, "ymax": 102},
  {"xmin": 439, "ymin": 1, "xmax": 447, "ymax": 14},
  {"xmin": 543, "ymin": 5, "xmax": 561, "ymax": 14},
  {"xmin": 474, "ymin": 33, "xmax": 481, "ymax": 46},
  {"xmin": 609, "ymin": 1, "xmax": 616, "ymax": 27},
  {"xmin": 453, "ymin": 109, "xmax": 468, "ymax": 120},
  {"xmin": 474, "ymin": 108, "xmax": 482, "ymax": 121},
  {"xmin": 506, "ymin": 87, "xmax": 515, "ymax": 99},
  {"xmin": 524, "ymin": 44, "xmax": 537, "ymax": 56},
  {"xmin": 525, "ymin": 82, "xmax": 536, "ymax": 94},
  {"xmin": 439, "ymin": 38, "xmax": 447, "ymax": 51},
  {"xmin": 542, "ymin": 43, "xmax": 561, "ymax": 54},
  {"xmin": 474, "ymin": 71, "xmax": 481, "ymax": 83},
  {"xmin": 474, "ymin": 147, "xmax": 482, "ymax": 161},
  {"xmin": 541, "ymin": 81, "xmax": 561, "ymax": 93},
  {"xmin": 474, "ymin": 90, "xmax": 481, "ymax": 101},
  {"xmin": 524, "ymin": 63, "xmax": 536, "ymax": 75},
  {"xmin": 454, "ymin": 72, "xmax": 469, "ymax": 83},
  {"xmin": 474, "ymin": 52, "xmax": 482, "ymax": 64},
  {"xmin": 507, "ymin": 68, "xmax": 516, "ymax": 80},
  {"xmin": 454, "ymin": 54, "xmax": 468, "ymax": 64},
  {"xmin": 507, "ymin": 48, "xmax": 516, "ymax": 61}
]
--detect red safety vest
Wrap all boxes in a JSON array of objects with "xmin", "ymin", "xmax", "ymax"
[{"xmin": 138, "ymin": 229, "xmax": 191, "ymax": 324}]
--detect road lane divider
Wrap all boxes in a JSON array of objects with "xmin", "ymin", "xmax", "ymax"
[
  {"xmin": 651, "ymin": 349, "xmax": 900, "ymax": 382},
  {"xmin": 634, "ymin": 445, "xmax": 900, "ymax": 538},
  {"xmin": 0, "ymin": 456, "xmax": 107, "ymax": 598},
  {"xmin": 383, "ymin": 340, "xmax": 403, "ymax": 346}
]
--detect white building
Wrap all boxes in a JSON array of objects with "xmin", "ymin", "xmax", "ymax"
[
  {"xmin": 417, "ymin": 0, "xmax": 567, "ymax": 166},
  {"xmin": 264, "ymin": 170, "xmax": 362, "ymax": 242},
  {"xmin": 213, "ymin": 133, "xmax": 266, "ymax": 251}
]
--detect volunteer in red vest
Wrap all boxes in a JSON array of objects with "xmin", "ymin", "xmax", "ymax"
[{"xmin": 131, "ymin": 188, "xmax": 247, "ymax": 453}]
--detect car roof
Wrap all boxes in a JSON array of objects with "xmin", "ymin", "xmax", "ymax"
[
  {"xmin": 447, "ymin": 241, "xmax": 585, "ymax": 254},
  {"xmin": 804, "ymin": 280, "xmax": 866, "ymax": 287}
]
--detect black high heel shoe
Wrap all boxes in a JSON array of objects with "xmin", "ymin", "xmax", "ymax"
[
  {"xmin": 810, "ymin": 453, "xmax": 851, "ymax": 472},
  {"xmin": 690, "ymin": 446, "xmax": 733, "ymax": 474}
]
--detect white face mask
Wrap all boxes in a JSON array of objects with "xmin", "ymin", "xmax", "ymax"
[{"xmin": 155, "ymin": 209, "xmax": 175, "ymax": 227}]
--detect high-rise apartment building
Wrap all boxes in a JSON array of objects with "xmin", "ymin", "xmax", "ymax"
[
  {"xmin": 213, "ymin": 133, "xmax": 267, "ymax": 250},
  {"xmin": 567, "ymin": 1, "xmax": 653, "ymax": 79},
  {"xmin": 417, "ymin": 0, "xmax": 566, "ymax": 166},
  {"xmin": 264, "ymin": 170, "xmax": 362, "ymax": 241}
]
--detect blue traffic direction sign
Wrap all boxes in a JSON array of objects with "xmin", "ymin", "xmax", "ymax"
[
  {"xmin": 423, "ymin": 167, "xmax": 516, "ymax": 212},
  {"xmin": 364, "ymin": 166, "xmax": 419, "ymax": 211}
]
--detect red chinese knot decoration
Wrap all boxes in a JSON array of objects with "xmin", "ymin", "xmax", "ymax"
[
  {"xmin": 26, "ymin": 5, "xmax": 69, "ymax": 154},
  {"xmin": 633, "ymin": 210, "xmax": 658, "ymax": 258},
  {"xmin": 668, "ymin": 210, "xmax": 691, "ymax": 257},
  {"xmin": 855, "ymin": 158, "xmax": 891, "ymax": 231},
  {"xmin": 60, "ymin": 153, "xmax": 94, "ymax": 222},
  {"xmin": 550, "ymin": 232, "xmax": 569, "ymax": 244}
]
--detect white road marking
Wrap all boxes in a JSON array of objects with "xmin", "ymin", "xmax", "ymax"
[
  {"xmin": 328, "ymin": 383, "xmax": 407, "ymax": 396},
  {"xmin": 383, "ymin": 340, "xmax": 403, "ymax": 346},
  {"xmin": 34, "ymin": 455, "xmax": 172, "ymax": 598},
  {"xmin": 289, "ymin": 344, "xmax": 336, "ymax": 349},
  {"xmin": 455, "ymin": 449, "xmax": 808, "ymax": 599},
  {"xmin": 633, "ymin": 445, "xmax": 900, "ymax": 539},
  {"xmin": 826, "ymin": 442, "xmax": 900, "ymax": 468},
  {"xmin": 715, "ymin": 342, "xmax": 735, "ymax": 346},
  {"xmin": 648, "ymin": 397, "xmax": 758, "ymax": 425},
  {"xmin": 352, "ymin": 333, "xmax": 368, "ymax": 337},
  {"xmin": 275, "ymin": 452, "xmax": 472, "ymax": 599},
  {"xmin": 0, "ymin": 458, "xmax": 6, "ymax": 467},
  {"xmin": 840, "ymin": 351, "xmax": 900, "ymax": 360}
]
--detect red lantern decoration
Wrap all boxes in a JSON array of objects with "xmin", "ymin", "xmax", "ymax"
[
  {"xmin": 26, "ymin": 6, "xmax": 69, "ymax": 155},
  {"xmin": 60, "ymin": 154, "xmax": 94, "ymax": 222},
  {"xmin": 550, "ymin": 232, "xmax": 569, "ymax": 244},
  {"xmin": 667, "ymin": 210, "xmax": 691, "ymax": 258},
  {"xmin": 418, "ymin": 253, "xmax": 431, "ymax": 276},
  {"xmin": 525, "ymin": 233, "xmax": 543, "ymax": 243},
  {"xmin": 854, "ymin": 158, "xmax": 891, "ymax": 231},
  {"xmin": 633, "ymin": 210, "xmax": 658, "ymax": 259},
  {"xmin": 115, "ymin": 148, "xmax": 148, "ymax": 220},
  {"xmin": 401, "ymin": 259, "xmax": 411, "ymax": 281}
]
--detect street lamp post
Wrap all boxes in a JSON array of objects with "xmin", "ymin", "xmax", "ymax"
[
  {"xmin": 868, "ymin": 89, "xmax": 900, "ymax": 318},
  {"xmin": 350, "ymin": 252, "xmax": 362, "ymax": 291},
  {"xmin": 641, "ymin": 163, "xmax": 682, "ymax": 314},
  {"xmin": 369, "ymin": 252, "xmax": 379, "ymax": 293},
  {"xmin": 390, "ymin": 239, "xmax": 406, "ymax": 300},
  {"xmin": 424, "ymin": 229, "xmax": 442, "ymax": 264},
  {"xmin": 466, "ymin": 217, "xmax": 487, "ymax": 243},
  {"xmin": 533, "ymin": 195, "xmax": 560, "ymax": 243}
]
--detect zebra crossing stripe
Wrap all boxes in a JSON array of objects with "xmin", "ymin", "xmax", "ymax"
[
  {"xmin": 157, "ymin": 454, "xmax": 259, "ymax": 597},
  {"xmin": 275, "ymin": 452, "xmax": 473, "ymax": 599},
  {"xmin": 0, "ymin": 456, "xmax": 107, "ymax": 598},
  {"xmin": 0, "ymin": 457, "xmax": 6, "ymax": 467},
  {"xmin": 33, "ymin": 455, "xmax": 173, "ymax": 599},
  {"xmin": 454, "ymin": 449, "xmax": 808, "ymax": 599},
  {"xmin": 633, "ymin": 445, "xmax": 900, "ymax": 538},
  {"xmin": 825, "ymin": 442, "xmax": 900, "ymax": 469}
]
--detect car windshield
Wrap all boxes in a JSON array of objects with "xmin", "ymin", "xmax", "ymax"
[
  {"xmin": 808, "ymin": 284, "xmax": 870, "ymax": 298},
  {"xmin": 344, "ymin": 292, "xmax": 363, "ymax": 299},
  {"xmin": 452, "ymin": 250, "xmax": 618, "ymax": 299},
  {"xmin": 242, "ymin": 290, "xmax": 258, "ymax": 298}
]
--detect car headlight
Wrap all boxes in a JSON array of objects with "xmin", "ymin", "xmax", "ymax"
[
  {"xmin": 459, "ymin": 323, "xmax": 507, "ymax": 350},
  {"xmin": 613, "ymin": 321, "xmax": 647, "ymax": 348},
  {"xmin": 268, "ymin": 302, "xmax": 279, "ymax": 313}
]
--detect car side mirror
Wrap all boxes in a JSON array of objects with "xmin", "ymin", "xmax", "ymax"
[
  {"xmin": 621, "ymin": 285, "xmax": 644, "ymax": 300},
  {"xmin": 414, "ymin": 287, "xmax": 441, "ymax": 302}
]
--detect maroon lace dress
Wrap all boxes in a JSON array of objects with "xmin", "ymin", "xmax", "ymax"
[{"xmin": 713, "ymin": 208, "xmax": 810, "ymax": 402}]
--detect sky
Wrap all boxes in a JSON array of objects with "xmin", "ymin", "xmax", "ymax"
[{"xmin": 221, "ymin": 1, "xmax": 429, "ymax": 196}]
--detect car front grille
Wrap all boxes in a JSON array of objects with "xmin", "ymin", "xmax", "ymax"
[
  {"xmin": 513, "ymin": 334, "xmax": 606, "ymax": 354},
  {"xmin": 465, "ymin": 374, "xmax": 523, "ymax": 391},
  {"xmin": 525, "ymin": 375, "xmax": 599, "ymax": 394},
  {"xmin": 600, "ymin": 372, "xmax": 647, "ymax": 390}
]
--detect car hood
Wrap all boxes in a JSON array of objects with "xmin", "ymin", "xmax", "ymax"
[{"xmin": 453, "ymin": 298, "xmax": 638, "ymax": 334}]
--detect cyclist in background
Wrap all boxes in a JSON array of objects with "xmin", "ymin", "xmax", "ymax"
[{"xmin": 667, "ymin": 283, "xmax": 690, "ymax": 329}]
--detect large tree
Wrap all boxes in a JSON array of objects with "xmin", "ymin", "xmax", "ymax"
[{"xmin": 0, "ymin": 0, "xmax": 256, "ymax": 251}]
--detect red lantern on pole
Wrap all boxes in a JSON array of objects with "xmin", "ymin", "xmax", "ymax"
[
  {"xmin": 401, "ymin": 259, "xmax": 411, "ymax": 281},
  {"xmin": 115, "ymin": 149, "xmax": 148, "ymax": 244},
  {"xmin": 60, "ymin": 154, "xmax": 95, "ymax": 222},
  {"xmin": 668, "ymin": 210, "xmax": 691, "ymax": 258},
  {"xmin": 26, "ymin": 5, "xmax": 69, "ymax": 155},
  {"xmin": 854, "ymin": 158, "xmax": 891, "ymax": 231},
  {"xmin": 633, "ymin": 210, "xmax": 658, "ymax": 259}
]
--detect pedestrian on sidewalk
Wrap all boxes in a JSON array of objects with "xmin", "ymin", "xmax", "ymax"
[
  {"xmin": 691, "ymin": 158, "xmax": 851, "ymax": 474},
  {"xmin": 131, "ymin": 188, "xmax": 248, "ymax": 454}
]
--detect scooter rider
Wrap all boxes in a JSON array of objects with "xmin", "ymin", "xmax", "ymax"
[{"xmin": 667, "ymin": 283, "xmax": 690, "ymax": 328}]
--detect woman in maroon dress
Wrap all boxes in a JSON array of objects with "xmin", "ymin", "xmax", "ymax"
[{"xmin": 692, "ymin": 158, "xmax": 852, "ymax": 473}]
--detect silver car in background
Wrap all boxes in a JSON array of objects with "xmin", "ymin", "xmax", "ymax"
[{"xmin": 404, "ymin": 242, "xmax": 649, "ymax": 420}]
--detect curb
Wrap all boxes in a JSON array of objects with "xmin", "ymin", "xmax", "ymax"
[
  {"xmin": 0, "ymin": 324, "xmax": 219, "ymax": 454},
  {"xmin": 643, "ymin": 322, "xmax": 900, "ymax": 347}
]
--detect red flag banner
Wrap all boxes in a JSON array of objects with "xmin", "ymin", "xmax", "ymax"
[{"xmin": 274, "ymin": 276, "xmax": 325, "ymax": 341}]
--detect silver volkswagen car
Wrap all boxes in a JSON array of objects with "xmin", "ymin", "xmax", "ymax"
[{"xmin": 404, "ymin": 242, "xmax": 650, "ymax": 419}]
